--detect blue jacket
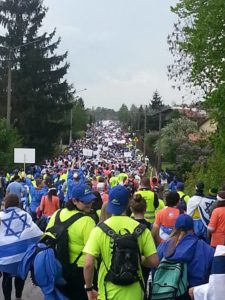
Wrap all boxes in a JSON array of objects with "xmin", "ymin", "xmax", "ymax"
[
  {"xmin": 34, "ymin": 244, "xmax": 68, "ymax": 300},
  {"xmin": 29, "ymin": 185, "xmax": 48, "ymax": 212},
  {"xmin": 18, "ymin": 243, "xmax": 68, "ymax": 300},
  {"xmin": 157, "ymin": 234, "xmax": 214, "ymax": 287}
]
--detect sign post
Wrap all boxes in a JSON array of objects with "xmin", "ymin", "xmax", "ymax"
[{"xmin": 14, "ymin": 148, "xmax": 35, "ymax": 171}]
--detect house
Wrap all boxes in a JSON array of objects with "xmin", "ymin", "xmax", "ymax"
[
  {"xmin": 199, "ymin": 118, "xmax": 217, "ymax": 134},
  {"xmin": 188, "ymin": 118, "xmax": 217, "ymax": 141}
]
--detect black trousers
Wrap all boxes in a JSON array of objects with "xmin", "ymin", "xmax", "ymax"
[
  {"xmin": 58, "ymin": 267, "xmax": 88, "ymax": 300},
  {"xmin": 58, "ymin": 267, "xmax": 97, "ymax": 300},
  {"xmin": 2, "ymin": 272, "xmax": 25, "ymax": 300}
]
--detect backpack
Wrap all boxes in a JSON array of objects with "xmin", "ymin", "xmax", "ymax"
[
  {"xmin": 177, "ymin": 195, "xmax": 187, "ymax": 214},
  {"xmin": 98, "ymin": 222, "xmax": 146, "ymax": 287},
  {"xmin": 151, "ymin": 258, "xmax": 188, "ymax": 300},
  {"xmin": 43, "ymin": 210, "xmax": 85, "ymax": 281}
]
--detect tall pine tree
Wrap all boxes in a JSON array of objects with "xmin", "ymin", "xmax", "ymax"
[
  {"xmin": 150, "ymin": 90, "xmax": 163, "ymax": 111},
  {"xmin": 0, "ymin": 0, "xmax": 73, "ymax": 160}
]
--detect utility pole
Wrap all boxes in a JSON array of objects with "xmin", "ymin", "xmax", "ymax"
[
  {"xmin": 157, "ymin": 108, "xmax": 162, "ymax": 172},
  {"xmin": 69, "ymin": 106, "xmax": 73, "ymax": 145},
  {"xmin": 6, "ymin": 50, "xmax": 12, "ymax": 129},
  {"xmin": 143, "ymin": 105, "xmax": 147, "ymax": 157}
]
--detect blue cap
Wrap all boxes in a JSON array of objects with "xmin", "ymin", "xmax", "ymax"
[
  {"xmin": 175, "ymin": 214, "xmax": 193, "ymax": 231},
  {"xmin": 34, "ymin": 173, "xmax": 42, "ymax": 180},
  {"xmin": 107, "ymin": 185, "xmax": 129, "ymax": 215},
  {"xmin": 72, "ymin": 183, "xmax": 96, "ymax": 203}
]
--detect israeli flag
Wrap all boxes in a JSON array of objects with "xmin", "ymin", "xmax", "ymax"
[
  {"xmin": 194, "ymin": 245, "xmax": 225, "ymax": 300},
  {"xmin": 0, "ymin": 207, "xmax": 42, "ymax": 275},
  {"xmin": 198, "ymin": 197, "xmax": 216, "ymax": 227}
]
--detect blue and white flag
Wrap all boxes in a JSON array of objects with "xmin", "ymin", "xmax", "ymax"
[
  {"xmin": 194, "ymin": 245, "xmax": 225, "ymax": 300},
  {"xmin": 0, "ymin": 207, "xmax": 42, "ymax": 275},
  {"xmin": 198, "ymin": 196, "xmax": 216, "ymax": 227}
]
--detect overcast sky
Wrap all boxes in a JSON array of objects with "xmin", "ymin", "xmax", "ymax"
[{"xmin": 43, "ymin": 0, "xmax": 184, "ymax": 110}]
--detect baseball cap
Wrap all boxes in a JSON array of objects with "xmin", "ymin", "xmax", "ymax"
[
  {"xmin": 107, "ymin": 185, "xmax": 129, "ymax": 215},
  {"xmin": 175, "ymin": 214, "xmax": 193, "ymax": 231},
  {"xmin": 72, "ymin": 183, "xmax": 96, "ymax": 204}
]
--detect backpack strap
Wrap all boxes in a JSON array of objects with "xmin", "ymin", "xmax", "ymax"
[
  {"xmin": 98, "ymin": 222, "xmax": 146, "ymax": 238},
  {"xmin": 54, "ymin": 209, "xmax": 84, "ymax": 229},
  {"xmin": 133, "ymin": 223, "xmax": 147, "ymax": 238},
  {"xmin": 153, "ymin": 192, "xmax": 159, "ymax": 210},
  {"xmin": 98, "ymin": 222, "xmax": 117, "ymax": 238},
  {"xmin": 48, "ymin": 210, "xmax": 85, "ymax": 266}
]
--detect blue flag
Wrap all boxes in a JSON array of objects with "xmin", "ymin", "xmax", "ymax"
[{"xmin": 0, "ymin": 207, "xmax": 42, "ymax": 275}]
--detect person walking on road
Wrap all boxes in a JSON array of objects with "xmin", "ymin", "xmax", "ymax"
[{"xmin": 83, "ymin": 185, "xmax": 159, "ymax": 300}]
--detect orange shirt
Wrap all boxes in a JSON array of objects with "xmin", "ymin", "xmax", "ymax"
[
  {"xmin": 154, "ymin": 207, "xmax": 180, "ymax": 228},
  {"xmin": 40, "ymin": 195, "xmax": 60, "ymax": 217},
  {"xmin": 209, "ymin": 207, "xmax": 225, "ymax": 247}
]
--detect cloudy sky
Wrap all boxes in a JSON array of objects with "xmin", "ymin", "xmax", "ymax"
[{"xmin": 43, "ymin": 0, "xmax": 184, "ymax": 110}]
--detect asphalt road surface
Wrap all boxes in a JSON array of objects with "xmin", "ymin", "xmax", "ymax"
[{"xmin": 0, "ymin": 275, "xmax": 43, "ymax": 300}]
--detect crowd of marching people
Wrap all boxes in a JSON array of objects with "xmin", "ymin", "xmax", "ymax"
[{"xmin": 0, "ymin": 120, "xmax": 225, "ymax": 300}]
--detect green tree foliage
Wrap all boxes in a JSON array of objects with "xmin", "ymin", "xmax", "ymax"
[
  {"xmin": 148, "ymin": 91, "xmax": 170, "ymax": 132},
  {"xmin": 149, "ymin": 90, "xmax": 163, "ymax": 111},
  {"xmin": 168, "ymin": 0, "xmax": 225, "ymax": 94},
  {"xmin": 145, "ymin": 131, "xmax": 159, "ymax": 166},
  {"xmin": 168, "ymin": 0, "xmax": 225, "ymax": 129},
  {"xmin": 168, "ymin": 0, "xmax": 225, "ymax": 187},
  {"xmin": 90, "ymin": 107, "xmax": 117, "ymax": 121},
  {"xmin": 129, "ymin": 104, "xmax": 139, "ymax": 132},
  {"xmin": 118, "ymin": 104, "xmax": 129, "ymax": 126},
  {"xmin": 185, "ymin": 150, "xmax": 225, "ymax": 196},
  {"xmin": 0, "ymin": 0, "xmax": 73, "ymax": 161},
  {"xmin": 156, "ymin": 117, "xmax": 211, "ymax": 176},
  {"xmin": 0, "ymin": 118, "xmax": 22, "ymax": 170},
  {"xmin": 71, "ymin": 97, "xmax": 88, "ymax": 140}
]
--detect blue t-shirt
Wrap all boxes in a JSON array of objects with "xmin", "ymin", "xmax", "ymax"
[{"xmin": 6, "ymin": 181, "xmax": 25, "ymax": 200}]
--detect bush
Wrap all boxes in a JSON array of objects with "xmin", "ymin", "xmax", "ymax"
[{"xmin": 0, "ymin": 119, "xmax": 22, "ymax": 170}]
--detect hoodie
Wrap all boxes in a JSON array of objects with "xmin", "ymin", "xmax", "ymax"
[{"xmin": 157, "ymin": 234, "xmax": 214, "ymax": 287}]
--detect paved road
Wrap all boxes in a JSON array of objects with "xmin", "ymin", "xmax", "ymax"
[{"xmin": 0, "ymin": 275, "xmax": 43, "ymax": 300}]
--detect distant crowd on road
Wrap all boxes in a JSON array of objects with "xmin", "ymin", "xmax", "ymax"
[{"xmin": 0, "ymin": 120, "xmax": 225, "ymax": 300}]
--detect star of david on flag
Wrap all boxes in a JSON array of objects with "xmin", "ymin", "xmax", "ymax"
[
  {"xmin": 0, "ymin": 208, "xmax": 42, "ymax": 276},
  {"xmin": 2, "ymin": 209, "xmax": 31, "ymax": 238}
]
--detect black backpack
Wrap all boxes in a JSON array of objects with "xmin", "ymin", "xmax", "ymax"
[
  {"xmin": 177, "ymin": 195, "xmax": 187, "ymax": 214},
  {"xmin": 98, "ymin": 222, "xmax": 146, "ymax": 287},
  {"xmin": 43, "ymin": 210, "xmax": 85, "ymax": 281}
]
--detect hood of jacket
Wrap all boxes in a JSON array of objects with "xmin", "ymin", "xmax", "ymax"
[{"xmin": 158, "ymin": 233, "xmax": 199, "ymax": 263}]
